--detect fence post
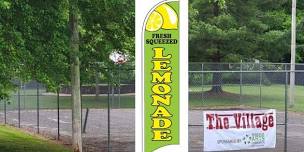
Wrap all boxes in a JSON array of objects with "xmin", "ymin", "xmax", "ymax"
[
  {"xmin": 284, "ymin": 68, "xmax": 288, "ymax": 152},
  {"xmin": 107, "ymin": 69, "xmax": 111, "ymax": 152},
  {"xmin": 82, "ymin": 108, "xmax": 89, "ymax": 133},
  {"xmin": 240, "ymin": 61, "xmax": 243, "ymax": 102},
  {"xmin": 36, "ymin": 83, "xmax": 40, "ymax": 134},
  {"xmin": 4, "ymin": 99, "xmax": 6, "ymax": 124},
  {"xmin": 201, "ymin": 64, "xmax": 204, "ymax": 103},
  {"xmin": 18, "ymin": 81, "xmax": 21, "ymax": 128},
  {"xmin": 118, "ymin": 65, "xmax": 121, "ymax": 109},
  {"xmin": 259, "ymin": 63, "xmax": 262, "ymax": 108},
  {"xmin": 57, "ymin": 88, "xmax": 60, "ymax": 140},
  {"xmin": 111, "ymin": 75, "xmax": 115, "ymax": 109},
  {"xmin": 80, "ymin": 88, "xmax": 83, "ymax": 131},
  {"xmin": 23, "ymin": 84, "xmax": 26, "ymax": 109}
]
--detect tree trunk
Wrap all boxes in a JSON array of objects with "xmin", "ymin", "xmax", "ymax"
[
  {"xmin": 210, "ymin": 63, "xmax": 223, "ymax": 93},
  {"xmin": 69, "ymin": 0, "xmax": 82, "ymax": 151},
  {"xmin": 209, "ymin": 1, "xmax": 223, "ymax": 94}
]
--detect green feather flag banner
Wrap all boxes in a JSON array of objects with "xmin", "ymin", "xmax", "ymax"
[
  {"xmin": 136, "ymin": 0, "xmax": 188, "ymax": 151},
  {"xmin": 144, "ymin": 1, "xmax": 179, "ymax": 151}
]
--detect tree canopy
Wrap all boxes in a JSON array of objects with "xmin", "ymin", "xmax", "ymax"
[{"xmin": 0, "ymin": 0, "xmax": 134, "ymax": 99}]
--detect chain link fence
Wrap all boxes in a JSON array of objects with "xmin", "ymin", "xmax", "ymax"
[
  {"xmin": 189, "ymin": 62, "xmax": 304, "ymax": 152},
  {"xmin": 0, "ymin": 64, "xmax": 135, "ymax": 152},
  {"xmin": 1, "ymin": 62, "xmax": 304, "ymax": 151}
]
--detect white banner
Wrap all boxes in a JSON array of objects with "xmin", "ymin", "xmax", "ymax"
[{"xmin": 203, "ymin": 109, "xmax": 276, "ymax": 151}]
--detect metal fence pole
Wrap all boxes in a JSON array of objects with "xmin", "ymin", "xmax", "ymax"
[
  {"xmin": 284, "ymin": 71, "xmax": 288, "ymax": 152},
  {"xmin": 81, "ymin": 90, "xmax": 83, "ymax": 131},
  {"xmin": 111, "ymin": 77, "xmax": 115, "ymax": 109},
  {"xmin": 4, "ymin": 100, "xmax": 6, "ymax": 124},
  {"xmin": 36, "ymin": 83, "xmax": 40, "ymax": 134},
  {"xmin": 23, "ymin": 84, "xmax": 26, "ymax": 109},
  {"xmin": 18, "ymin": 81, "xmax": 21, "ymax": 128},
  {"xmin": 82, "ymin": 108, "xmax": 89, "ymax": 133},
  {"xmin": 57, "ymin": 89, "xmax": 60, "ymax": 140},
  {"xmin": 259, "ymin": 63, "xmax": 262, "ymax": 108},
  {"xmin": 118, "ymin": 65, "xmax": 121, "ymax": 109},
  {"xmin": 111, "ymin": 71, "xmax": 115, "ymax": 148},
  {"xmin": 240, "ymin": 62, "xmax": 243, "ymax": 102},
  {"xmin": 107, "ymin": 69, "xmax": 111, "ymax": 152},
  {"xmin": 201, "ymin": 64, "xmax": 204, "ymax": 103}
]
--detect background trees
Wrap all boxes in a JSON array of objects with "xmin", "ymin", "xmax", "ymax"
[
  {"xmin": 189, "ymin": 0, "xmax": 304, "ymax": 93},
  {"xmin": 189, "ymin": 0, "xmax": 304, "ymax": 63}
]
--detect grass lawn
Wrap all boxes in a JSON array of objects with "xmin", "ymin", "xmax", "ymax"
[
  {"xmin": 189, "ymin": 84, "xmax": 304, "ymax": 112},
  {"xmin": 1, "ymin": 85, "xmax": 303, "ymax": 112},
  {"xmin": 2, "ymin": 93, "xmax": 134, "ymax": 110},
  {"xmin": 0, "ymin": 125, "xmax": 71, "ymax": 152}
]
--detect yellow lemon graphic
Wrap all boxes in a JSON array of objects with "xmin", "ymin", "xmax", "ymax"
[
  {"xmin": 155, "ymin": 4, "xmax": 178, "ymax": 29},
  {"xmin": 146, "ymin": 11, "xmax": 163, "ymax": 32}
]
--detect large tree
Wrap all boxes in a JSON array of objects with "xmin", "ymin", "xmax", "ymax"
[{"xmin": 0, "ymin": 0, "xmax": 134, "ymax": 151}]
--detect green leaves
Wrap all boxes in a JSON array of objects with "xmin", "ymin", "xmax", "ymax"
[
  {"xmin": 0, "ymin": 0, "xmax": 11, "ymax": 9},
  {"xmin": 190, "ymin": 0, "xmax": 304, "ymax": 63},
  {"xmin": 208, "ymin": 0, "xmax": 226, "ymax": 9},
  {"xmin": 0, "ymin": 0, "xmax": 135, "ymax": 98}
]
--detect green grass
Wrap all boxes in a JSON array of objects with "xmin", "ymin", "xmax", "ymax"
[
  {"xmin": 1, "ymin": 92, "xmax": 134, "ymax": 110},
  {"xmin": 1, "ymin": 85, "xmax": 304, "ymax": 112},
  {"xmin": 0, "ymin": 125, "xmax": 71, "ymax": 152},
  {"xmin": 189, "ymin": 84, "xmax": 304, "ymax": 112}
]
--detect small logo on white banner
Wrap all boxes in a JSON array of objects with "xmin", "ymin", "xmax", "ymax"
[{"xmin": 203, "ymin": 109, "xmax": 276, "ymax": 151}]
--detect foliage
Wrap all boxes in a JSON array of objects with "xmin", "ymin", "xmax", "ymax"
[
  {"xmin": 78, "ymin": 0, "xmax": 135, "ymax": 84},
  {"xmin": 0, "ymin": 0, "xmax": 134, "ymax": 98},
  {"xmin": 189, "ymin": 0, "xmax": 304, "ymax": 63}
]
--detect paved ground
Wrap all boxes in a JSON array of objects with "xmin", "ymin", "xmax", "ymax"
[
  {"xmin": 0, "ymin": 109, "xmax": 303, "ymax": 152},
  {"xmin": 0, "ymin": 109, "xmax": 135, "ymax": 152}
]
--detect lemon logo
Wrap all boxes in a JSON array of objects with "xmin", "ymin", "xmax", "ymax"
[
  {"xmin": 146, "ymin": 4, "xmax": 178, "ymax": 32},
  {"xmin": 146, "ymin": 11, "xmax": 163, "ymax": 32}
]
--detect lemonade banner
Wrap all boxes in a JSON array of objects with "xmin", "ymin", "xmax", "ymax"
[
  {"xmin": 135, "ymin": 0, "xmax": 188, "ymax": 151},
  {"xmin": 204, "ymin": 109, "xmax": 276, "ymax": 151}
]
